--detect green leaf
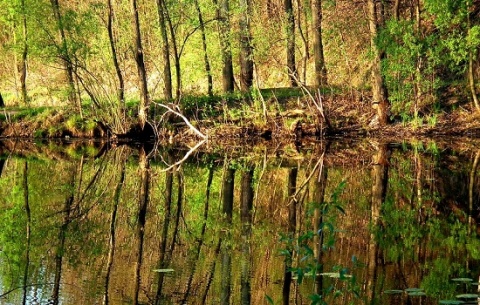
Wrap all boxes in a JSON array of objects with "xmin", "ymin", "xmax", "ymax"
[
  {"xmin": 383, "ymin": 290, "xmax": 403, "ymax": 294},
  {"xmin": 265, "ymin": 295, "xmax": 274, "ymax": 305},
  {"xmin": 152, "ymin": 268, "xmax": 174, "ymax": 273}
]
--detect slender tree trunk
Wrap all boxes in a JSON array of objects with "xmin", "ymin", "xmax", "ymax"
[
  {"xmin": 50, "ymin": 0, "xmax": 79, "ymax": 112},
  {"xmin": 368, "ymin": 0, "xmax": 389, "ymax": 125},
  {"xmin": 285, "ymin": 0, "xmax": 297, "ymax": 86},
  {"xmin": 220, "ymin": 164, "xmax": 234, "ymax": 305},
  {"xmin": 312, "ymin": 0, "xmax": 327, "ymax": 87},
  {"xmin": 239, "ymin": 0, "xmax": 254, "ymax": 91},
  {"xmin": 393, "ymin": 0, "xmax": 400, "ymax": 20},
  {"xmin": 20, "ymin": 0, "xmax": 28, "ymax": 105},
  {"xmin": 107, "ymin": 0, "xmax": 125, "ymax": 109},
  {"xmin": 215, "ymin": 0, "xmax": 235, "ymax": 93},
  {"xmin": 195, "ymin": 0, "xmax": 213, "ymax": 96},
  {"xmin": 163, "ymin": 3, "xmax": 181, "ymax": 100},
  {"xmin": 156, "ymin": 0, "xmax": 173, "ymax": 100},
  {"xmin": 0, "ymin": 92, "xmax": 4, "ymax": 108},
  {"xmin": 467, "ymin": 3, "xmax": 480, "ymax": 110},
  {"xmin": 130, "ymin": 0, "xmax": 150, "ymax": 129}
]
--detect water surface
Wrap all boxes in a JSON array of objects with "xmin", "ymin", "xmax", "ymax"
[{"xmin": 0, "ymin": 138, "xmax": 479, "ymax": 305}]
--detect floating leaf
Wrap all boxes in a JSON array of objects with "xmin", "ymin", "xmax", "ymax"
[
  {"xmin": 319, "ymin": 272, "xmax": 352, "ymax": 278},
  {"xmin": 383, "ymin": 290, "xmax": 403, "ymax": 294},
  {"xmin": 452, "ymin": 278, "xmax": 473, "ymax": 282},
  {"xmin": 439, "ymin": 300, "xmax": 465, "ymax": 305},
  {"xmin": 456, "ymin": 294, "xmax": 479, "ymax": 299},
  {"xmin": 408, "ymin": 291, "xmax": 426, "ymax": 297},
  {"xmin": 153, "ymin": 268, "xmax": 174, "ymax": 273},
  {"xmin": 405, "ymin": 288, "xmax": 424, "ymax": 292}
]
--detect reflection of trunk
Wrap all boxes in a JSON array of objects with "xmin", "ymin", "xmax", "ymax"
[
  {"xmin": 283, "ymin": 167, "xmax": 298, "ymax": 305},
  {"xmin": 51, "ymin": 164, "xmax": 76, "ymax": 305},
  {"xmin": 314, "ymin": 161, "xmax": 328, "ymax": 295},
  {"xmin": 181, "ymin": 168, "xmax": 214, "ymax": 303},
  {"xmin": 194, "ymin": 0, "xmax": 213, "ymax": 96},
  {"xmin": 155, "ymin": 158, "xmax": 174, "ymax": 304},
  {"xmin": 240, "ymin": 167, "xmax": 254, "ymax": 305},
  {"xmin": 469, "ymin": 151, "xmax": 480, "ymax": 231},
  {"xmin": 133, "ymin": 149, "xmax": 150, "ymax": 305},
  {"xmin": 222, "ymin": 167, "xmax": 235, "ymax": 221},
  {"xmin": 367, "ymin": 144, "xmax": 389, "ymax": 303},
  {"xmin": 221, "ymin": 164, "xmax": 234, "ymax": 305},
  {"xmin": 22, "ymin": 161, "xmax": 31, "ymax": 305},
  {"xmin": 202, "ymin": 239, "xmax": 222, "ymax": 303},
  {"xmin": 103, "ymin": 159, "xmax": 126, "ymax": 305}
]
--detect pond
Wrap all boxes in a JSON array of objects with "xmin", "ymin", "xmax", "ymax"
[{"xmin": 0, "ymin": 138, "xmax": 479, "ymax": 305}]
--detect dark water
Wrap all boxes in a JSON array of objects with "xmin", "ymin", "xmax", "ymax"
[{"xmin": 0, "ymin": 138, "xmax": 479, "ymax": 305}]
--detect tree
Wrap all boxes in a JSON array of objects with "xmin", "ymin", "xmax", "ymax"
[
  {"xmin": 215, "ymin": 0, "xmax": 234, "ymax": 93},
  {"xmin": 312, "ymin": 0, "xmax": 327, "ymax": 88},
  {"xmin": 156, "ymin": 0, "xmax": 172, "ymax": 100},
  {"xmin": 50, "ymin": 0, "xmax": 80, "ymax": 112},
  {"xmin": 285, "ymin": 0, "xmax": 297, "ymax": 86},
  {"xmin": 130, "ymin": 0, "xmax": 150, "ymax": 129},
  {"xmin": 239, "ymin": 0, "xmax": 254, "ymax": 91},
  {"xmin": 19, "ymin": 0, "xmax": 28, "ymax": 104},
  {"xmin": 106, "ymin": 0, "xmax": 125, "ymax": 108},
  {"xmin": 368, "ymin": 0, "xmax": 389, "ymax": 126},
  {"xmin": 194, "ymin": 0, "xmax": 213, "ymax": 96}
]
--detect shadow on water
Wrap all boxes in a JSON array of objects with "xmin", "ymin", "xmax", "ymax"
[{"xmin": 1, "ymin": 138, "xmax": 480, "ymax": 304}]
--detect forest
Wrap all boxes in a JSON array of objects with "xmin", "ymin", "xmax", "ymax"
[{"xmin": 0, "ymin": 0, "xmax": 480, "ymax": 138}]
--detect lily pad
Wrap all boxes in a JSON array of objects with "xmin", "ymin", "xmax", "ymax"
[
  {"xmin": 456, "ymin": 294, "xmax": 479, "ymax": 299},
  {"xmin": 383, "ymin": 290, "xmax": 403, "ymax": 294},
  {"xmin": 153, "ymin": 268, "xmax": 175, "ymax": 273},
  {"xmin": 439, "ymin": 300, "xmax": 465, "ymax": 305},
  {"xmin": 452, "ymin": 278, "xmax": 473, "ymax": 282}
]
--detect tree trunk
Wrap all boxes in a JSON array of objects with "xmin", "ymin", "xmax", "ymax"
[
  {"xmin": 20, "ymin": 0, "xmax": 28, "ymax": 105},
  {"xmin": 285, "ymin": 0, "xmax": 297, "ymax": 86},
  {"xmin": 107, "ymin": 0, "xmax": 125, "ymax": 109},
  {"xmin": 368, "ymin": 0, "xmax": 389, "ymax": 126},
  {"xmin": 22, "ymin": 161, "xmax": 31, "ymax": 305},
  {"xmin": 156, "ymin": 0, "xmax": 173, "ymax": 100},
  {"xmin": 239, "ymin": 0, "xmax": 254, "ymax": 91},
  {"xmin": 195, "ymin": 0, "xmax": 213, "ymax": 96},
  {"xmin": 312, "ymin": 0, "xmax": 327, "ymax": 88},
  {"xmin": 130, "ymin": 0, "xmax": 150, "ymax": 129},
  {"xmin": 0, "ymin": 92, "xmax": 4, "ymax": 108},
  {"xmin": 161, "ymin": 2, "xmax": 181, "ymax": 100},
  {"xmin": 50, "ymin": 0, "xmax": 79, "ymax": 112},
  {"xmin": 215, "ymin": 0, "xmax": 235, "ymax": 93},
  {"xmin": 222, "ymin": 167, "xmax": 235, "ymax": 221}
]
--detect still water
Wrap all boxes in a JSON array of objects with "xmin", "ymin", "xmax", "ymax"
[{"xmin": 0, "ymin": 138, "xmax": 479, "ymax": 305}]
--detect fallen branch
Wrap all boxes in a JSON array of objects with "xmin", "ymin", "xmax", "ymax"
[{"xmin": 155, "ymin": 103, "xmax": 207, "ymax": 139}]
